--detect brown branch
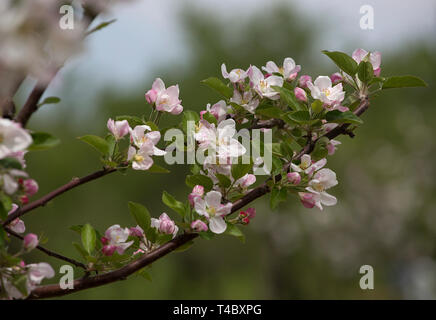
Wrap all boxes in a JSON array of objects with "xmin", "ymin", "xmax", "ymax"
[
  {"xmin": 5, "ymin": 227, "xmax": 87, "ymax": 270},
  {"xmin": 28, "ymin": 233, "xmax": 198, "ymax": 299},
  {"xmin": 3, "ymin": 167, "xmax": 117, "ymax": 227},
  {"xmin": 27, "ymin": 98, "xmax": 370, "ymax": 300}
]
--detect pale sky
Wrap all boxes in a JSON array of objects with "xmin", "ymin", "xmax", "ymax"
[{"xmin": 57, "ymin": 0, "xmax": 436, "ymax": 92}]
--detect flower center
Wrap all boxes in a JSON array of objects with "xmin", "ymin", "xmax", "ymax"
[
  {"xmin": 259, "ymin": 80, "xmax": 267, "ymax": 91},
  {"xmin": 207, "ymin": 206, "xmax": 217, "ymax": 217},
  {"xmin": 133, "ymin": 154, "xmax": 144, "ymax": 162},
  {"xmin": 322, "ymin": 88, "xmax": 331, "ymax": 97}
]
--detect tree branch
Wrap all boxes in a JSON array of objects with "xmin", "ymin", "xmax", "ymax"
[
  {"xmin": 5, "ymin": 227, "xmax": 87, "ymax": 270},
  {"xmin": 3, "ymin": 167, "xmax": 117, "ymax": 227},
  {"xmin": 28, "ymin": 233, "xmax": 198, "ymax": 299}
]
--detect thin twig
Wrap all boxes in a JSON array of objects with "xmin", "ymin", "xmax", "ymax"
[{"xmin": 5, "ymin": 227, "xmax": 87, "ymax": 270}]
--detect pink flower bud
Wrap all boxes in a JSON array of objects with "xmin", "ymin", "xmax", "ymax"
[
  {"xmin": 101, "ymin": 236, "xmax": 109, "ymax": 245},
  {"xmin": 23, "ymin": 233, "xmax": 38, "ymax": 251},
  {"xmin": 245, "ymin": 208, "xmax": 256, "ymax": 219},
  {"xmin": 298, "ymin": 75, "xmax": 312, "ymax": 88},
  {"xmin": 294, "ymin": 87, "xmax": 307, "ymax": 102},
  {"xmin": 20, "ymin": 195, "xmax": 28, "ymax": 204},
  {"xmin": 299, "ymin": 192, "xmax": 316, "ymax": 209},
  {"xmin": 129, "ymin": 226, "xmax": 144, "ymax": 237},
  {"xmin": 189, "ymin": 185, "xmax": 204, "ymax": 206},
  {"xmin": 287, "ymin": 172, "xmax": 301, "ymax": 185},
  {"xmin": 102, "ymin": 245, "xmax": 116, "ymax": 256},
  {"xmin": 107, "ymin": 119, "xmax": 129, "ymax": 140},
  {"xmin": 330, "ymin": 72, "xmax": 343, "ymax": 84},
  {"xmin": 191, "ymin": 220, "xmax": 208, "ymax": 232},
  {"xmin": 374, "ymin": 67, "xmax": 381, "ymax": 77},
  {"xmin": 145, "ymin": 89, "xmax": 158, "ymax": 104},
  {"xmin": 159, "ymin": 218, "xmax": 176, "ymax": 235},
  {"xmin": 242, "ymin": 217, "xmax": 250, "ymax": 224},
  {"xmin": 23, "ymin": 179, "xmax": 38, "ymax": 196}
]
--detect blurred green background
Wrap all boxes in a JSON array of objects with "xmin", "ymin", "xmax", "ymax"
[{"xmin": 11, "ymin": 1, "xmax": 435, "ymax": 299}]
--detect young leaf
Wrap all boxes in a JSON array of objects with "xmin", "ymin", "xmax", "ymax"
[
  {"xmin": 28, "ymin": 132, "xmax": 60, "ymax": 151},
  {"xmin": 162, "ymin": 191, "xmax": 185, "ymax": 217},
  {"xmin": 0, "ymin": 158, "xmax": 23, "ymax": 170},
  {"xmin": 37, "ymin": 96, "xmax": 61, "ymax": 107},
  {"xmin": 382, "ymin": 76, "xmax": 427, "ymax": 89},
  {"xmin": 271, "ymin": 86, "xmax": 305, "ymax": 111},
  {"xmin": 78, "ymin": 135, "xmax": 110, "ymax": 155},
  {"xmin": 288, "ymin": 110, "xmax": 311, "ymax": 123},
  {"xmin": 201, "ymin": 77, "xmax": 233, "ymax": 99},
  {"xmin": 81, "ymin": 223, "xmax": 96, "ymax": 255},
  {"xmin": 231, "ymin": 162, "xmax": 252, "ymax": 181},
  {"xmin": 322, "ymin": 50, "xmax": 358, "ymax": 76},
  {"xmin": 225, "ymin": 224, "xmax": 245, "ymax": 243},
  {"xmin": 270, "ymin": 186, "xmax": 287, "ymax": 209},
  {"xmin": 216, "ymin": 173, "xmax": 231, "ymax": 189},
  {"xmin": 185, "ymin": 174, "xmax": 214, "ymax": 192},
  {"xmin": 255, "ymin": 106, "xmax": 283, "ymax": 119},
  {"xmin": 128, "ymin": 202, "xmax": 151, "ymax": 232},
  {"xmin": 147, "ymin": 164, "xmax": 170, "ymax": 174},
  {"xmin": 325, "ymin": 110, "xmax": 363, "ymax": 125},
  {"xmin": 357, "ymin": 61, "xmax": 373, "ymax": 84}
]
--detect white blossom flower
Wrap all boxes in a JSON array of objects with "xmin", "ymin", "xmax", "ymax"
[
  {"xmin": 145, "ymin": 78, "xmax": 183, "ymax": 115},
  {"xmin": 221, "ymin": 64, "xmax": 247, "ymax": 83},
  {"xmin": 0, "ymin": 119, "xmax": 32, "ymax": 160},
  {"xmin": 194, "ymin": 191, "xmax": 232, "ymax": 234},
  {"xmin": 102, "ymin": 225, "xmax": 134, "ymax": 255},
  {"xmin": 230, "ymin": 90, "xmax": 259, "ymax": 113},
  {"xmin": 352, "ymin": 48, "xmax": 382, "ymax": 76},
  {"xmin": 262, "ymin": 57, "xmax": 301, "ymax": 80},
  {"xmin": 301, "ymin": 168, "xmax": 338, "ymax": 210},
  {"xmin": 291, "ymin": 154, "xmax": 327, "ymax": 176},
  {"xmin": 247, "ymin": 65, "xmax": 283, "ymax": 100},
  {"xmin": 308, "ymin": 76, "xmax": 345, "ymax": 106}
]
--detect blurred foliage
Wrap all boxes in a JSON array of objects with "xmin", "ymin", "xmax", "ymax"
[{"xmin": 12, "ymin": 5, "xmax": 434, "ymax": 299}]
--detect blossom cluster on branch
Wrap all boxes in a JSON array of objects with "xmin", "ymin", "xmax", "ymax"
[{"xmin": 0, "ymin": 1, "xmax": 427, "ymax": 300}]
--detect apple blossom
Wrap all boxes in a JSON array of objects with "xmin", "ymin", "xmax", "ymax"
[
  {"xmin": 262, "ymin": 57, "xmax": 301, "ymax": 80},
  {"xmin": 221, "ymin": 64, "xmax": 247, "ymax": 83},
  {"xmin": 151, "ymin": 213, "xmax": 178, "ymax": 238},
  {"xmin": 102, "ymin": 225, "xmax": 134, "ymax": 256},
  {"xmin": 0, "ymin": 118, "xmax": 32, "ymax": 160},
  {"xmin": 107, "ymin": 118, "xmax": 130, "ymax": 140},
  {"xmin": 27, "ymin": 263, "xmax": 55, "ymax": 286},
  {"xmin": 195, "ymin": 119, "xmax": 246, "ymax": 161},
  {"xmin": 23, "ymin": 179, "xmax": 38, "ymax": 196},
  {"xmin": 294, "ymin": 87, "xmax": 307, "ymax": 102},
  {"xmin": 330, "ymin": 72, "xmax": 343, "ymax": 84},
  {"xmin": 146, "ymin": 78, "xmax": 183, "ymax": 115},
  {"xmin": 291, "ymin": 154, "xmax": 327, "ymax": 176},
  {"xmin": 326, "ymin": 139, "xmax": 341, "ymax": 155},
  {"xmin": 352, "ymin": 48, "xmax": 382, "ymax": 76},
  {"xmin": 191, "ymin": 219, "xmax": 208, "ymax": 232},
  {"xmin": 194, "ymin": 191, "xmax": 232, "ymax": 234},
  {"xmin": 247, "ymin": 65, "xmax": 283, "ymax": 100},
  {"xmin": 189, "ymin": 185, "xmax": 205, "ymax": 207},
  {"xmin": 23, "ymin": 233, "xmax": 38, "ymax": 251},
  {"xmin": 203, "ymin": 100, "xmax": 229, "ymax": 123},
  {"xmin": 308, "ymin": 76, "xmax": 345, "ymax": 106},
  {"xmin": 299, "ymin": 75, "xmax": 312, "ymax": 88},
  {"xmin": 234, "ymin": 173, "xmax": 256, "ymax": 188},
  {"xmin": 230, "ymin": 89, "xmax": 259, "ymax": 113},
  {"xmin": 287, "ymin": 172, "xmax": 301, "ymax": 185},
  {"xmin": 7, "ymin": 204, "xmax": 25, "ymax": 233},
  {"xmin": 129, "ymin": 225, "xmax": 144, "ymax": 238}
]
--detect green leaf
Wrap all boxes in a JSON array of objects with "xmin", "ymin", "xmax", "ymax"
[
  {"xmin": 185, "ymin": 174, "xmax": 214, "ymax": 192},
  {"xmin": 270, "ymin": 186, "xmax": 287, "ymax": 209},
  {"xmin": 72, "ymin": 242, "xmax": 88, "ymax": 260},
  {"xmin": 162, "ymin": 191, "xmax": 185, "ymax": 217},
  {"xmin": 231, "ymin": 162, "xmax": 252, "ymax": 181},
  {"xmin": 0, "ymin": 225, "xmax": 8, "ymax": 248},
  {"xmin": 325, "ymin": 110, "xmax": 363, "ymax": 125},
  {"xmin": 202, "ymin": 112, "xmax": 217, "ymax": 126},
  {"xmin": 0, "ymin": 193, "xmax": 12, "ymax": 221},
  {"xmin": 116, "ymin": 115, "xmax": 144, "ymax": 128},
  {"xmin": 225, "ymin": 224, "xmax": 245, "ymax": 243},
  {"xmin": 81, "ymin": 223, "xmax": 96, "ymax": 255},
  {"xmin": 357, "ymin": 61, "xmax": 373, "ymax": 84},
  {"xmin": 78, "ymin": 135, "xmax": 110, "ymax": 155},
  {"xmin": 128, "ymin": 202, "xmax": 151, "ymax": 232},
  {"xmin": 143, "ymin": 121, "xmax": 159, "ymax": 132},
  {"xmin": 12, "ymin": 275, "xmax": 29, "ymax": 296},
  {"xmin": 255, "ymin": 106, "xmax": 283, "ymax": 119},
  {"xmin": 86, "ymin": 19, "xmax": 117, "ymax": 36},
  {"xmin": 216, "ymin": 173, "xmax": 231, "ymax": 188},
  {"xmin": 28, "ymin": 132, "xmax": 60, "ymax": 151},
  {"xmin": 0, "ymin": 157, "xmax": 23, "ymax": 170},
  {"xmin": 322, "ymin": 50, "xmax": 358, "ymax": 76},
  {"xmin": 201, "ymin": 77, "xmax": 233, "ymax": 99},
  {"xmin": 382, "ymin": 76, "xmax": 427, "ymax": 89},
  {"xmin": 147, "ymin": 164, "xmax": 170, "ymax": 173},
  {"xmin": 288, "ymin": 110, "xmax": 311, "ymax": 123},
  {"xmin": 271, "ymin": 86, "xmax": 305, "ymax": 111},
  {"xmin": 37, "ymin": 96, "xmax": 60, "ymax": 107}
]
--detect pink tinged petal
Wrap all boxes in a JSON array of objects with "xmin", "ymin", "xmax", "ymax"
[
  {"xmin": 194, "ymin": 197, "xmax": 208, "ymax": 218},
  {"xmin": 330, "ymin": 72, "xmax": 343, "ymax": 84},
  {"xmin": 28, "ymin": 262, "xmax": 55, "ymax": 284},
  {"xmin": 314, "ymin": 76, "xmax": 332, "ymax": 91},
  {"xmin": 170, "ymin": 104, "xmax": 183, "ymax": 115},
  {"xmin": 373, "ymin": 68, "xmax": 381, "ymax": 77},
  {"xmin": 192, "ymin": 185, "xmax": 204, "ymax": 196},
  {"xmin": 3, "ymin": 174, "xmax": 18, "ymax": 194},
  {"xmin": 153, "ymin": 146, "xmax": 166, "ymax": 156},
  {"xmin": 23, "ymin": 179, "xmax": 38, "ymax": 196},
  {"xmin": 290, "ymin": 163, "xmax": 302, "ymax": 172},
  {"xmin": 299, "ymin": 75, "xmax": 312, "ymax": 88},
  {"xmin": 116, "ymin": 241, "xmax": 134, "ymax": 254},
  {"xmin": 151, "ymin": 78, "xmax": 166, "ymax": 93},
  {"xmin": 370, "ymin": 51, "xmax": 382, "ymax": 69},
  {"xmin": 23, "ymin": 233, "xmax": 38, "ymax": 251},
  {"xmin": 205, "ymin": 191, "xmax": 222, "ymax": 209},
  {"xmin": 127, "ymin": 146, "xmax": 136, "ymax": 161},
  {"xmin": 287, "ymin": 172, "xmax": 301, "ymax": 185},
  {"xmin": 10, "ymin": 219, "xmax": 25, "ymax": 233},
  {"xmin": 245, "ymin": 207, "xmax": 256, "ymax": 219},
  {"xmin": 299, "ymin": 192, "xmax": 316, "ymax": 209},
  {"xmin": 217, "ymin": 202, "xmax": 232, "ymax": 216},
  {"xmin": 102, "ymin": 245, "xmax": 116, "ymax": 256},
  {"xmin": 191, "ymin": 219, "xmax": 208, "ymax": 232},
  {"xmin": 209, "ymin": 216, "xmax": 227, "ymax": 234},
  {"xmin": 145, "ymin": 131, "xmax": 161, "ymax": 145},
  {"xmin": 294, "ymin": 87, "xmax": 307, "ymax": 102},
  {"xmin": 221, "ymin": 63, "xmax": 229, "ymax": 78},
  {"xmin": 352, "ymin": 48, "xmax": 368, "ymax": 64},
  {"xmin": 145, "ymin": 89, "xmax": 157, "ymax": 104},
  {"xmin": 320, "ymin": 192, "xmax": 337, "ymax": 206}
]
